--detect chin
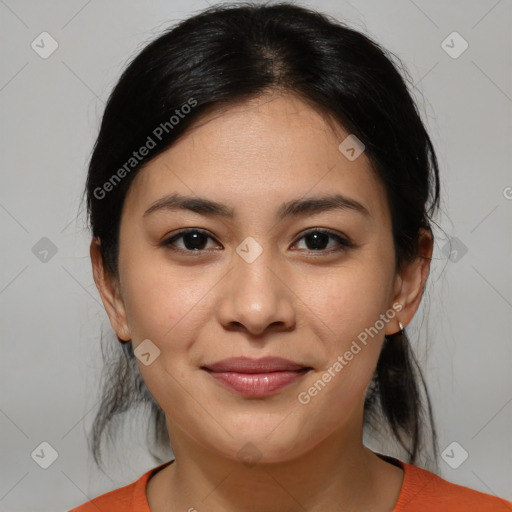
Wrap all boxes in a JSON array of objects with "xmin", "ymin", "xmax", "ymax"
[{"xmin": 197, "ymin": 423, "xmax": 319, "ymax": 466}]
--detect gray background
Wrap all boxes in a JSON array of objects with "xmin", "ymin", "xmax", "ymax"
[{"xmin": 1, "ymin": 0, "xmax": 511, "ymax": 510}]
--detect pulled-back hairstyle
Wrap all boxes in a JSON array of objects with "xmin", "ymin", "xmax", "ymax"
[{"xmin": 83, "ymin": 1, "xmax": 440, "ymax": 470}]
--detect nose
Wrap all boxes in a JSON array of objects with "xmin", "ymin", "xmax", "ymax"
[{"xmin": 216, "ymin": 245, "xmax": 296, "ymax": 337}]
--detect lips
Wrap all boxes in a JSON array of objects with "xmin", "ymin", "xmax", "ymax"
[
  {"xmin": 202, "ymin": 356, "xmax": 310, "ymax": 373},
  {"xmin": 201, "ymin": 357, "xmax": 312, "ymax": 397}
]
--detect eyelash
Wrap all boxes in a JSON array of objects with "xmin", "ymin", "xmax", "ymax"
[{"xmin": 161, "ymin": 228, "xmax": 354, "ymax": 255}]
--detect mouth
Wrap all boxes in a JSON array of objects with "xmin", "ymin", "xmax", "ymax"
[{"xmin": 201, "ymin": 357, "xmax": 313, "ymax": 397}]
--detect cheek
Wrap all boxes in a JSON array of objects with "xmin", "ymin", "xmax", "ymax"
[
  {"xmin": 118, "ymin": 253, "xmax": 213, "ymax": 426},
  {"xmin": 295, "ymin": 267, "xmax": 390, "ymax": 428},
  {"xmin": 119, "ymin": 244, "xmax": 212, "ymax": 343},
  {"xmin": 309, "ymin": 260, "xmax": 394, "ymax": 344},
  {"xmin": 302, "ymin": 253, "xmax": 394, "ymax": 396}
]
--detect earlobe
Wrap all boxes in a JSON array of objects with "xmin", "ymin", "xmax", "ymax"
[
  {"xmin": 116, "ymin": 330, "xmax": 131, "ymax": 344},
  {"xmin": 89, "ymin": 238, "xmax": 131, "ymax": 342},
  {"xmin": 386, "ymin": 228, "xmax": 433, "ymax": 335}
]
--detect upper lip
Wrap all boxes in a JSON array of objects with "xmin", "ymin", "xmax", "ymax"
[{"xmin": 202, "ymin": 357, "xmax": 311, "ymax": 373}]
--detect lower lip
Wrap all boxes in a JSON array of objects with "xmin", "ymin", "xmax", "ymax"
[{"xmin": 205, "ymin": 369, "xmax": 310, "ymax": 397}]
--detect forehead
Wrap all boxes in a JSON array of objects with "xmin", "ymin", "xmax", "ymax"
[{"xmin": 123, "ymin": 93, "xmax": 391, "ymax": 227}]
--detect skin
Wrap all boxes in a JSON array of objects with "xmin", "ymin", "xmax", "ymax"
[{"xmin": 91, "ymin": 92, "xmax": 433, "ymax": 512}]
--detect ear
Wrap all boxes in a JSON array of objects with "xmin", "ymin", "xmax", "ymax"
[
  {"xmin": 90, "ymin": 237, "xmax": 131, "ymax": 342},
  {"xmin": 385, "ymin": 228, "xmax": 433, "ymax": 335}
]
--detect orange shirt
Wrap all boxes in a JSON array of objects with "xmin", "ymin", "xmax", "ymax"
[{"xmin": 69, "ymin": 456, "xmax": 512, "ymax": 511}]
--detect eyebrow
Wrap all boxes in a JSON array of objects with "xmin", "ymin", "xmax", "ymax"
[{"xmin": 143, "ymin": 192, "xmax": 371, "ymax": 220}]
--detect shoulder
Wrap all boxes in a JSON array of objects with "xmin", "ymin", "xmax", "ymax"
[
  {"xmin": 395, "ymin": 459, "xmax": 512, "ymax": 511},
  {"xmin": 67, "ymin": 479, "xmax": 139, "ymax": 512},
  {"xmin": 67, "ymin": 461, "xmax": 173, "ymax": 512}
]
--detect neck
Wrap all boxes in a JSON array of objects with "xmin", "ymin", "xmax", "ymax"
[{"xmin": 148, "ymin": 419, "xmax": 403, "ymax": 512}]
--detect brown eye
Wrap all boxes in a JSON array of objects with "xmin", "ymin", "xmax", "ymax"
[
  {"xmin": 163, "ymin": 229, "xmax": 220, "ymax": 252},
  {"xmin": 293, "ymin": 229, "xmax": 353, "ymax": 253}
]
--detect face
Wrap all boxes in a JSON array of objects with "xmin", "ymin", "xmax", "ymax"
[{"xmin": 92, "ymin": 93, "xmax": 428, "ymax": 464}]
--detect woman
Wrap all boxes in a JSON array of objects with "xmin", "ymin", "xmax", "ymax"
[{"xmin": 70, "ymin": 2, "xmax": 511, "ymax": 511}]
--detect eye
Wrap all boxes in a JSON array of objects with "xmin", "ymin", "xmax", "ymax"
[
  {"xmin": 162, "ymin": 229, "xmax": 220, "ymax": 252},
  {"xmin": 292, "ymin": 229, "xmax": 354, "ymax": 253}
]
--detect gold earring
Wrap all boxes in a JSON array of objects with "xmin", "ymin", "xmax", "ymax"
[{"xmin": 388, "ymin": 321, "xmax": 404, "ymax": 337}]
